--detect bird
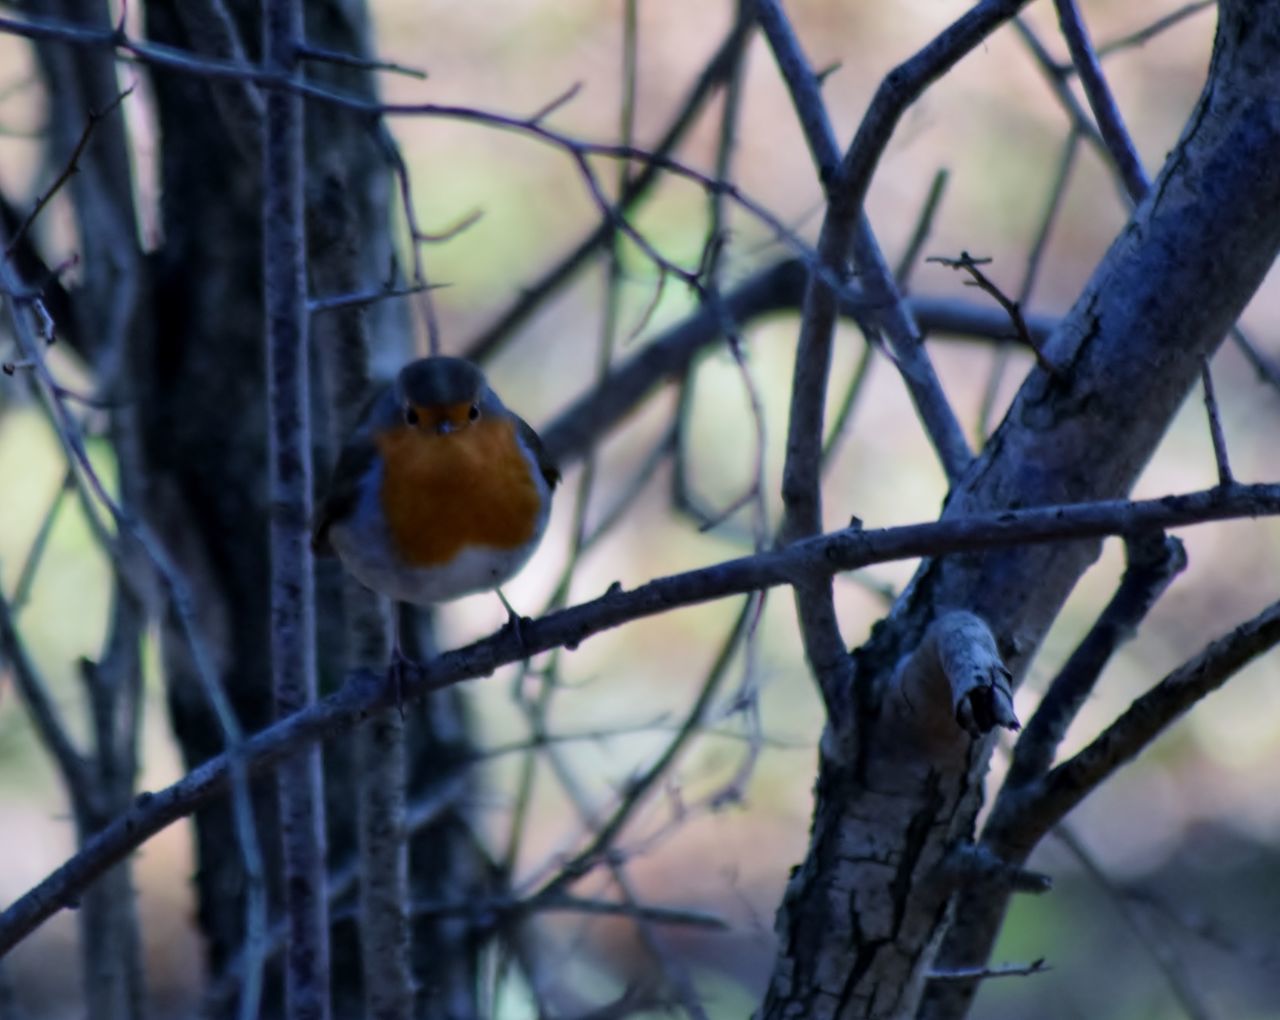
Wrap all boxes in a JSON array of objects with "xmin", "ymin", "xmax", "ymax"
[{"xmin": 313, "ymin": 356, "xmax": 559, "ymax": 671}]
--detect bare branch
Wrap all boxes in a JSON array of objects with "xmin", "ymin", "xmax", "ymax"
[
  {"xmin": 1006, "ymin": 532, "xmax": 1187, "ymax": 787},
  {"xmin": 1013, "ymin": 19, "xmax": 1114, "ymax": 189},
  {"xmin": 1230, "ymin": 325, "xmax": 1280, "ymax": 395},
  {"xmin": 526, "ymin": 80, "xmax": 582, "ymax": 124},
  {"xmin": 8, "ymin": 469, "xmax": 73, "ymax": 611},
  {"xmin": 760, "ymin": 0, "xmax": 980, "ymax": 493},
  {"xmin": 756, "ymin": 0, "xmax": 858, "ymax": 713},
  {"xmin": 940, "ymin": 843, "xmax": 1052, "ymax": 896},
  {"xmin": 1094, "ymin": 2, "xmax": 1216, "ymax": 61},
  {"xmin": 895, "ymin": 167, "xmax": 950, "ymax": 286},
  {"xmin": 1054, "ymin": 826, "xmax": 1216, "ymax": 1020},
  {"xmin": 927, "ymin": 959, "xmax": 1049, "ymax": 982},
  {"xmin": 4, "ymin": 481, "xmax": 1280, "ymax": 955},
  {"xmin": 0, "ymin": 230, "xmax": 269, "ymax": 1011},
  {"xmin": 465, "ymin": 13, "xmax": 755, "ymax": 359},
  {"xmin": 294, "ymin": 41, "xmax": 426, "ymax": 80},
  {"xmin": 927, "ymin": 252, "xmax": 1059, "ymax": 375},
  {"xmin": 263, "ymin": 0, "xmax": 330, "ymax": 1013},
  {"xmin": 829, "ymin": 0, "xmax": 1033, "ymax": 249},
  {"xmin": 308, "ymin": 154, "xmax": 412, "ymax": 1020},
  {"xmin": 1200, "ymin": 359, "xmax": 1234, "ymax": 486},
  {"xmin": 398, "ymin": 892, "xmax": 727, "ymax": 931},
  {"xmin": 1000, "ymin": 597, "xmax": 1280, "ymax": 846},
  {"xmin": 978, "ymin": 129, "xmax": 1080, "ymax": 439},
  {"xmin": 532, "ymin": 598, "xmax": 757, "ymax": 902},
  {"xmin": 378, "ymin": 125, "xmax": 444, "ymax": 355},
  {"xmin": 1054, "ymin": 0, "xmax": 1149, "ymax": 199},
  {"xmin": 308, "ymin": 282, "xmax": 433, "ymax": 316},
  {"xmin": 0, "ymin": 590, "xmax": 89, "ymax": 796},
  {"xmin": 3, "ymin": 85, "xmax": 133, "ymax": 259}
]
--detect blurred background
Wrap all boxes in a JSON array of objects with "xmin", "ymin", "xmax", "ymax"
[{"xmin": 2, "ymin": 1, "xmax": 1279, "ymax": 1017}]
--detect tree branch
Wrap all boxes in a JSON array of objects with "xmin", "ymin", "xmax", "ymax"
[
  {"xmin": 464, "ymin": 7, "xmax": 756, "ymax": 360},
  {"xmin": 1005, "ymin": 532, "xmax": 1187, "ymax": 787},
  {"xmin": 263, "ymin": 0, "xmax": 329, "ymax": 1014},
  {"xmin": 1003, "ymin": 597, "xmax": 1280, "ymax": 846},
  {"xmin": 1054, "ymin": 0, "xmax": 1149, "ymax": 198},
  {"xmin": 539, "ymin": 258, "xmax": 1055, "ymax": 470},
  {"xmin": 2, "ymin": 481, "xmax": 1279, "ymax": 956}
]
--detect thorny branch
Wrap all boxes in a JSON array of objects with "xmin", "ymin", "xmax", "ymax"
[
  {"xmin": 927, "ymin": 252, "xmax": 1059, "ymax": 376},
  {"xmin": 3, "ymin": 85, "xmax": 133, "ymax": 259}
]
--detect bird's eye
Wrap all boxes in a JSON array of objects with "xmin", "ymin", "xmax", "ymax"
[
  {"xmin": 468, "ymin": 404, "xmax": 480, "ymax": 421},
  {"xmin": 403, "ymin": 406, "xmax": 419, "ymax": 426}
]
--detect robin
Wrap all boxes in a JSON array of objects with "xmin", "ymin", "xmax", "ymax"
[{"xmin": 313, "ymin": 356, "xmax": 559, "ymax": 660}]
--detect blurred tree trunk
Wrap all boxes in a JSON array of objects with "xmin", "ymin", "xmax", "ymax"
[
  {"xmin": 131, "ymin": 0, "xmax": 481, "ymax": 1015},
  {"xmin": 20, "ymin": 2, "xmax": 151, "ymax": 1018}
]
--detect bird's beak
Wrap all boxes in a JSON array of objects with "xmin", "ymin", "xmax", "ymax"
[{"xmin": 436, "ymin": 420, "xmax": 457, "ymax": 435}]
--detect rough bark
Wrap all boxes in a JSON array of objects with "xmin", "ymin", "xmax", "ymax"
[
  {"xmin": 137, "ymin": 1, "xmax": 485, "ymax": 1012},
  {"xmin": 760, "ymin": 2, "xmax": 1280, "ymax": 1017}
]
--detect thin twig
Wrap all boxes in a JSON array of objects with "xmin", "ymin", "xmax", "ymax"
[
  {"xmin": 1094, "ymin": 2, "xmax": 1215, "ymax": 60},
  {"xmin": 530, "ymin": 596, "xmax": 757, "ymax": 901},
  {"xmin": 928, "ymin": 252, "xmax": 1059, "ymax": 375},
  {"xmin": 819, "ymin": 345, "xmax": 873, "ymax": 473},
  {"xmin": 1054, "ymin": 0, "xmax": 1148, "ymax": 200},
  {"xmin": 294, "ymin": 41, "xmax": 426, "ymax": 79},
  {"xmin": 1013, "ymin": 19, "xmax": 1114, "ymax": 188},
  {"xmin": 978, "ymin": 129, "xmax": 1080, "ymax": 439},
  {"xmin": 465, "ymin": 13, "xmax": 755, "ymax": 359},
  {"xmin": 527, "ymin": 80, "xmax": 582, "ymax": 125},
  {"xmin": 895, "ymin": 168, "xmax": 950, "ymax": 286},
  {"xmin": 1200, "ymin": 358, "xmax": 1234, "ymax": 486},
  {"xmin": 927, "ymin": 959, "xmax": 1049, "ymax": 982},
  {"xmin": 4, "ymin": 85, "xmax": 134, "ymax": 258},
  {"xmin": 1230, "ymin": 325, "xmax": 1280, "ymax": 395},
  {"xmin": 540, "ymin": 259, "xmax": 1058, "ymax": 470},
  {"xmin": 1054, "ymin": 826, "xmax": 1216, "ymax": 1020},
  {"xmin": 0, "ymin": 589, "xmax": 88, "ymax": 794},
  {"xmin": 9, "ymin": 469, "xmax": 74, "ymax": 611},
  {"xmin": 378, "ymin": 124, "xmax": 443, "ymax": 355},
  {"xmin": 308, "ymin": 282, "xmax": 434, "ymax": 316},
  {"xmin": 401, "ymin": 892, "xmax": 727, "ymax": 931}
]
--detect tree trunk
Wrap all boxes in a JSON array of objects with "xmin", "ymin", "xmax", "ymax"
[
  {"xmin": 760, "ymin": 2, "xmax": 1280, "ymax": 1016},
  {"xmin": 136, "ymin": 0, "xmax": 483, "ymax": 1013}
]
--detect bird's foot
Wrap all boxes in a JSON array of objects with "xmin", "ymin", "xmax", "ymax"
[{"xmin": 496, "ymin": 589, "xmax": 532, "ymax": 657}]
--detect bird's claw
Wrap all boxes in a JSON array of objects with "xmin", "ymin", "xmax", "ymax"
[{"xmin": 502, "ymin": 610, "xmax": 532, "ymax": 656}]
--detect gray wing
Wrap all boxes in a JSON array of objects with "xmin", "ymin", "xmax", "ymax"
[
  {"xmin": 312, "ymin": 386, "xmax": 396, "ymax": 555},
  {"xmin": 515, "ymin": 416, "xmax": 560, "ymax": 489},
  {"xmin": 312, "ymin": 436, "xmax": 378, "ymax": 555}
]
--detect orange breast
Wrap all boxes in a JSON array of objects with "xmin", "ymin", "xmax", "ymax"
[{"xmin": 374, "ymin": 417, "xmax": 543, "ymax": 568}]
